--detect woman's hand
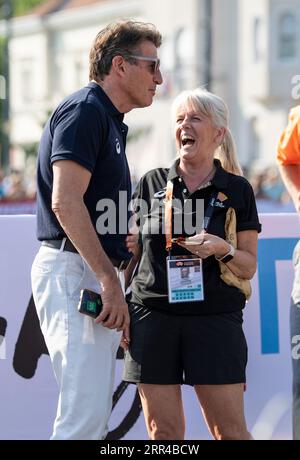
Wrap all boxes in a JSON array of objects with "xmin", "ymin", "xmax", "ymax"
[
  {"xmin": 126, "ymin": 219, "xmax": 140, "ymax": 257},
  {"xmin": 126, "ymin": 232, "xmax": 140, "ymax": 256},
  {"xmin": 178, "ymin": 230, "xmax": 258, "ymax": 280},
  {"xmin": 177, "ymin": 232, "xmax": 230, "ymax": 259},
  {"xmin": 120, "ymin": 334, "xmax": 130, "ymax": 351}
]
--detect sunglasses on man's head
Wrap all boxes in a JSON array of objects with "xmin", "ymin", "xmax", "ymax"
[{"xmin": 129, "ymin": 54, "xmax": 160, "ymax": 74}]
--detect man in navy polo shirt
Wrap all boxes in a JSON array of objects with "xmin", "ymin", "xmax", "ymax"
[{"xmin": 31, "ymin": 20, "xmax": 162, "ymax": 440}]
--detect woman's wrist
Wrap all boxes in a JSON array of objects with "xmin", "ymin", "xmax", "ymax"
[
  {"xmin": 215, "ymin": 241, "xmax": 231, "ymax": 259},
  {"xmin": 215, "ymin": 243, "xmax": 235, "ymax": 263}
]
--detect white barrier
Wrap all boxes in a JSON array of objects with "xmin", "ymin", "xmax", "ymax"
[{"xmin": 0, "ymin": 214, "xmax": 299, "ymax": 440}]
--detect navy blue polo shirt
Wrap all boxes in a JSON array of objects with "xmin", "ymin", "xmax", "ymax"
[{"xmin": 36, "ymin": 82, "xmax": 132, "ymax": 261}]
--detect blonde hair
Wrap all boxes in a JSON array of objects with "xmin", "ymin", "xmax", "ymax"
[{"xmin": 172, "ymin": 88, "xmax": 243, "ymax": 176}]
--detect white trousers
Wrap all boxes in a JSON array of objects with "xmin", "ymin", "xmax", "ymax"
[{"xmin": 31, "ymin": 244, "xmax": 122, "ymax": 440}]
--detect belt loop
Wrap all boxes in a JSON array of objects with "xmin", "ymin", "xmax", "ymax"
[{"xmin": 60, "ymin": 237, "xmax": 67, "ymax": 252}]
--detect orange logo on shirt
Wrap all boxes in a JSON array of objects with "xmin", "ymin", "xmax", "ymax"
[{"xmin": 217, "ymin": 192, "xmax": 228, "ymax": 202}]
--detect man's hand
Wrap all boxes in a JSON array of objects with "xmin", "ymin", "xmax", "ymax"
[
  {"xmin": 178, "ymin": 232, "xmax": 229, "ymax": 259},
  {"xmin": 94, "ymin": 280, "xmax": 130, "ymax": 342}
]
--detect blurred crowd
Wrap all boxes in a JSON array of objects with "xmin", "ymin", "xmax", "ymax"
[
  {"xmin": 0, "ymin": 168, "xmax": 36, "ymax": 202},
  {"xmin": 248, "ymin": 165, "xmax": 294, "ymax": 213},
  {"xmin": 0, "ymin": 163, "xmax": 295, "ymax": 214},
  {"xmin": 0, "ymin": 162, "xmax": 37, "ymax": 214}
]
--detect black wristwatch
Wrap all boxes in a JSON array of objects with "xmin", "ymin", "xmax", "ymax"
[{"xmin": 215, "ymin": 244, "xmax": 235, "ymax": 264}]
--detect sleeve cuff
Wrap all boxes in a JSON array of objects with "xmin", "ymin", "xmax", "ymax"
[{"xmin": 237, "ymin": 221, "xmax": 262, "ymax": 233}]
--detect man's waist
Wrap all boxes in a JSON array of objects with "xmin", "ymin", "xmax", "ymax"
[{"xmin": 41, "ymin": 238, "xmax": 130, "ymax": 270}]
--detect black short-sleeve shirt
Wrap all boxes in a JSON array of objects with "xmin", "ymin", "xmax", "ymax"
[
  {"xmin": 129, "ymin": 159, "xmax": 261, "ymax": 315},
  {"xmin": 36, "ymin": 82, "xmax": 132, "ymax": 261}
]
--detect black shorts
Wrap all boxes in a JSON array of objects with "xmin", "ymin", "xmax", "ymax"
[{"xmin": 123, "ymin": 303, "xmax": 248, "ymax": 385}]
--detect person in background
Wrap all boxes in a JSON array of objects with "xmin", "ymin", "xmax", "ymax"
[
  {"xmin": 31, "ymin": 20, "xmax": 162, "ymax": 440},
  {"xmin": 277, "ymin": 105, "xmax": 300, "ymax": 440},
  {"xmin": 123, "ymin": 88, "xmax": 261, "ymax": 440},
  {"xmin": 0, "ymin": 169, "xmax": 4, "ymax": 199}
]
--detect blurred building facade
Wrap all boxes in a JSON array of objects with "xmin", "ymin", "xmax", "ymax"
[{"xmin": 1, "ymin": 0, "xmax": 300, "ymax": 177}]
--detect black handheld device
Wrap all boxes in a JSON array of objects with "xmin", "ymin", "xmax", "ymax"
[{"xmin": 78, "ymin": 289, "xmax": 103, "ymax": 318}]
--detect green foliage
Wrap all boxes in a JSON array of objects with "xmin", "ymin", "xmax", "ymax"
[
  {"xmin": 0, "ymin": 37, "xmax": 3, "ymax": 73},
  {"xmin": 0, "ymin": 1, "xmax": 45, "ymax": 167},
  {"xmin": 12, "ymin": 0, "xmax": 45, "ymax": 17},
  {"xmin": 0, "ymin": 0, "xmax": 46, "ymax": 19},
  {"xmin": 0, "ymin": 37, "xmax": 4, "ymax": 163}
]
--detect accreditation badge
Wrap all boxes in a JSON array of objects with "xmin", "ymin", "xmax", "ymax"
[{"xmin": 166, "ymin": 256, "xmax": 204, "ymax": 303}]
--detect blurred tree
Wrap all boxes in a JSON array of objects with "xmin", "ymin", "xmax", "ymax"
[
  {"xmin": 0, "ymin": 1, "xmax": 12, "ymax": 171},
  {"xmin": 0, "ymin": 36, "xmax": 4, "ymax": 163},
  {"xmin": 0, "ymin": 1, "xmax": 44, "ymax": 168},
  {"xmin": 11, "ymin": 0, "xmax": 45, "ymax": 17},
  {"xmin": 0, "ymin": 0, "xmax": 45, "ymax": 18}
]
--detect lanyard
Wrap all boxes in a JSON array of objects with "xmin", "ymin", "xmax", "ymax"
[
  {"xmin": 165, "ymin": 180, "xmax": 174, "ymax": 251},
  {"xmin": 164, "ymin": 180, "xmax": 218, "ymax": 251}
]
